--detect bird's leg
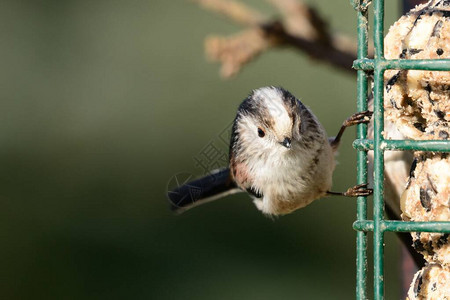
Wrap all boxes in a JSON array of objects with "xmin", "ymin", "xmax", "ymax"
[
  {"xmin": 329, "ymin": 110, "xmax": 373, "ymax": 150},
  {"xmin": 327, "ymin": 183, "xmax": 373, "ymax": 197},
  {"xmin": 327, "ymin": 111, "xmax": 374, "ymax": 197}
]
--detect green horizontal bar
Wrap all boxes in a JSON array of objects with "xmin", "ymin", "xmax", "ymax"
[
  {"xmin": 384, "ymin": 221, "xmax": 450, "ymax": 233},
  {"xmin": 353, "ymin": 220, "xmax": 374, "ymax": 232},
  {"xmin": 353, "ymin": 58, "xmax": 450, "ymax": 71},
  {"xmin": 354, "ymin": 220, "xmax": 450, "ymax": 233},
  {"xmin": 353, "ymin": 58, "xmax": 374, "ymax": 70},
  {"xmin": 384, "ymin": 59, "xmax": 450, "ymax": 71},
  {"xmin": 353, "ymin": 139, "xmax": 373, "ymax": 150},
  {"xmin": 353, "ymin": 139, "xmax": 450, "ymax": 152}
]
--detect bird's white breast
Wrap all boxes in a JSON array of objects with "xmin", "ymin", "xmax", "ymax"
[{"xmin": 249, "ymin": 138, "xmax": 335, "ymax": 215}]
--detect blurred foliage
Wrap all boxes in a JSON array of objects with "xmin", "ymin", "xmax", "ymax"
[{"xmin": 0, "ymin": 0, "xmax": 402, "ymax": 299}]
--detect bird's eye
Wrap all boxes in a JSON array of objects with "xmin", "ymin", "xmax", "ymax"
[{"xmin": 257, "ymin": 127, "xmax": 265, "ymax": 138}]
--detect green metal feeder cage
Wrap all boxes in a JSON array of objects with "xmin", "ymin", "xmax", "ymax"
[{"xmin": 350, "ymin": 0, "xmax": 450, "ymax": 299}]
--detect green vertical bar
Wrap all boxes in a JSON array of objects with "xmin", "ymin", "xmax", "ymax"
[
  {"xmin": 373, "ymin": 0, "xmax": 385, "ymax": 299},
  {"xmin": 373, "ymin": 67, "xmax": 385, "ymax": 300},
  {"xmin": 355, "ymin": 5, "xmax": 369, "ymax": 300},
  {"xmin": 374, "ymin": 0, "xmax": 385, "ymax": 60}
]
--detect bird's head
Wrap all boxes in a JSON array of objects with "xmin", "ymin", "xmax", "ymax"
[{"xmin": 232, "ymin": 86, "xmax": 303, "ymax": 159}]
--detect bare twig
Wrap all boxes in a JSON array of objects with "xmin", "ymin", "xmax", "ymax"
[
  {"xmin": 193, "ymin": 0, "xmax": 368, "ymax": 78},
  {"xmin": 193, "ymin": 0, "xmax": 265, "ymax": 26},
  {"xmin": 205, "ymin": 29, "xmax": 270, "ymax": 78},
  {"xmin": 261, "ymin": 21, "xmax": 357, "ymax": 74},
  {"xmin": 268, "ymin": 0, "xmax": 329, "ymax": 42}
]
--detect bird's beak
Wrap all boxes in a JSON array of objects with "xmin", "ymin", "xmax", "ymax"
[{"xmin": 280, "ymin": 137, "xmax": 292, "ymax": 149}]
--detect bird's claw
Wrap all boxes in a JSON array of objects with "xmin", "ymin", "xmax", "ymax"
[
  {"xmin": 344, "ymin": 110, "xmax": 373, "ymax": 127},
  {"xmin": 344, "ymin": 183, "xmax": 373, "ymax": 197}
]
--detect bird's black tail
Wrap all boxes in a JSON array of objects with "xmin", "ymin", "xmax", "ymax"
[{"xmin": 167, "ymin": 168, "xmax": 241, "ymax": 213}]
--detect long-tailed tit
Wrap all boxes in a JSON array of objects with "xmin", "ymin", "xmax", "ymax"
[{"xmin": 168, "ymin": 86, "xmax": 372, "ymax": 215}]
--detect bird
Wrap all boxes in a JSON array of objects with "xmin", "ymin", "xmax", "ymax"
[{"xmin": 167, "ymin": 86, "xmax": 373, "ymax": 216}]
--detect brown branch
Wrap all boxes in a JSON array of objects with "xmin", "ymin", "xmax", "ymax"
[
  {"xmin": 193, "ymin": 0, "xmax": 265, "ymax": 26},
  {"xmin": 261, "ymin": 21, "xmax": 357, "ymax": 74},
  {"xmin": 268, "ymin": 0, "xmax": 330, "ymax": 42},
  {"xmin": 193, "ymin": 0, "xmax": 370, "ymax": 78},
  {"xmin": 205, "ymin": 29, "xmax": 270, "ymax": 78}
]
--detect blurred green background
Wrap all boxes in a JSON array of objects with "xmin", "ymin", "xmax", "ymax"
[{"xmin": 1, "ymin": 0, "xmax": 404, "ymax": 299}]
